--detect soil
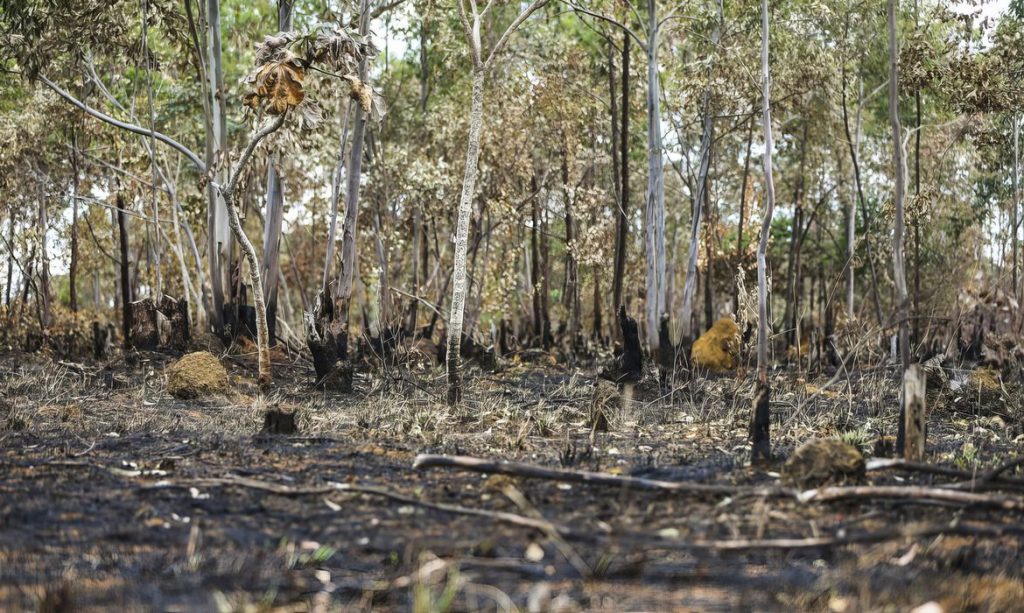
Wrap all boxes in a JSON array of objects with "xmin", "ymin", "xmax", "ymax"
[{"xmin": 1, "ymin": 349, "xmax": 1023, "ymax": 612}]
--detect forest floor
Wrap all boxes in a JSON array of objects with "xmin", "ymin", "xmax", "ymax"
[{"xmin": 2, "ymin": 346, "xmax": 1024, "ymax": 612}]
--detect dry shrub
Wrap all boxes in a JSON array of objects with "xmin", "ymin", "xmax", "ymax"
[
  {"xmin": 691, "ymin": 316, "xmax": 740, "ymax": 372},
  {"xmin": 166, "ymin": 351, "xmax": 229, "ymax": 399}
]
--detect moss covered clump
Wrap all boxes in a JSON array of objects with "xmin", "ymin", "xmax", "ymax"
[
  {"xmin": 691, "ymin": 316, "xmax": 741, "ymax": 372},
  {"xmin": 166, "ymin": 351, "xmax": 229, "ymax": 399},
  {"xmin": 782, "ymin": 439, "xmax": 865, "ymax": 488}
]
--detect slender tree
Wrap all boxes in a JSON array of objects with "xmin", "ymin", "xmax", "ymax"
[
  {"xmin": 752, "ymin": 0, "xmax": 776, "ymax": 464},
  {"xmin": 447, "ymin": 0, "xmax": 549, "ymax": 404}
]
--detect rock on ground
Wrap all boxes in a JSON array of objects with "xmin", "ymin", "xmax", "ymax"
[{"xmin": 166, "ymin": 351, "xmax": 229, "ymax": 399}]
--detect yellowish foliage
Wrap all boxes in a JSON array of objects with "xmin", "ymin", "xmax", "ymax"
[{"xmin": 691, "ymin": 316, "xmax": 740, "ymax": 372}]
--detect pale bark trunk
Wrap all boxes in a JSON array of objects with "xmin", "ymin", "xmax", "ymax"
[
  {"xmin": 143, "ymin": 0, "xmax": 162, "ymax": 297},
  {"xmin": 680, "ymin": 0, "xmax": 721, "ymax": 348},
  {"xmin": 840, "ymin": 68, "xmax": 885, "ymax": 326},
  {"xmin": 734, "ymin": 116, "xmax": 754, "ymax": 315},
  {"xmin": 644, "ymin": 0, "xmax": 666, "ymax": 353},
  {"xmin": 37, "ymin": 188, "xmax": 50, "ymax": 329},
  {"xmin": 262, "ymin": 0, "xmax": 293, "ymax": 343},
  {"xmin": 1013, "ymin": 114, "xmax": 1020, "ymax": 305},
  {"xmin": 753, "ymin": 0, "xmax": 777, "ymax": 463},
  {"xmin": 447, "ymin": 66, "xmax": 486, "ymax": 404},
  {"xmin": 207, "ymin": 0, "xmax": 230, "ymax": 328},
  {"xmin": 888, "ymin": 0, "xmax": 910, "ymax": 372},
  {"xmin": 323, "ymin": 100, "xmax": 353, "ymax": 291},
  {"xmin": 333, "ymin": 0, "xmax": 372, "ymax": 360}
]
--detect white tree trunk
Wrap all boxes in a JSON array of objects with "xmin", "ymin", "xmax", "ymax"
[
  {"xmin": 680, "ymin": 0, "xmax": 722, "ymax": 346},
  {"xmin": 888, "ymin": 0, "xmax": 910, "ymax": 371},
  {"xmin": 644, "ymin": 0, "xmax": 666, "ymax": 353},
  {"xmin": 757, "ymin": 0, "xmax": 776, "ymax": 382},
  {"xmin": 447, "ymin": 66, "xmax": 486, "ymax": 404}
]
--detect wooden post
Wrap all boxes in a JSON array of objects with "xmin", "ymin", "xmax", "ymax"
[{"xmin": 903, "ymin": 364, "xmax": 926, "ymax": 461}]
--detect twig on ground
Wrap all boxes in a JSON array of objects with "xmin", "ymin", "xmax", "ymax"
[
  {"xmin": 413, "ymin": 454, "xmax": 789, "ymax": 498},
  {"xmin": 798, "ymin": 484, "xmax": 1024, "ymax": 511}
]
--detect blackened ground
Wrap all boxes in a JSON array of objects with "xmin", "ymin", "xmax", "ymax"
[{"xmin": 1, "ymin": 350, "xmax": 1023, "ymax": 611}]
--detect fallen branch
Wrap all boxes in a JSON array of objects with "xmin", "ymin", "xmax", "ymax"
[
  {"xmin": 799, "ymin": 484, "xmax": 1024, "ymax": 512},
  {"xmin": 144, "ymin": 475, "xmax": 1024, "ymax": 554},
  {"xmin": 867, "ymin": 457, "xmax": 1024, "ymax": 490},
  {"xmin": 145, "ymin": 476, "xmax": 573, "ymax": 535},
  {"xmin": 413, "ymin": 454, "xmax": 788, "ymax": 498}
]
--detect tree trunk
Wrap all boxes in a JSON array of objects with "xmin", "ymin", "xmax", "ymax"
[
  {"xmin": 116, "ymin": 194, "xmax": 132, "ymax": 350},
  {"xmin": 681, "ymin": 96, "xmax": 713, "ymax": 348},
  {"xmin": 224, "ymin": 194, "xmax": 271, "ymax": 385},
  {"xmin": 612, "ymin": 32, "xmax": 630, "ymax": 332},
  {"xmin": 69, "ymin": 130, "xmax": 80, "ymax": 312},
  {"xmin": 262, "ymin": 161, "xmax": 284, "ymax": 345},
  {"xmin": 644, "ymin": 0, "xmax": 666, "ymax": 355},
  {"xmin": 562, "ymin": 147, "xmax": 580, "ymax": 350},
  {"xmin": 206, "ymin": 0, "xmax": 230, "ymax": 333},
  {"xmin": 681, "ymin": 0, "xmax": 721, "ymax": 350},
  {"xmin": 447, "ymin": 66, "xmax": 486, "ymax": 404},
  {"xmin": 784, "ymin": 122, "xmax": 808, "ymax": 352},
  {"xmin": 888, "ymin": 0, "xmax": 910, "ymax": 373},
  {"xmin": 261, "ymin": 0, "xmax": 293, "ymax": 346},
  {"xmin": 1014, "ymin": 114, "xmax": 1021, "ymax": 306},
  {"xmin": 37, "ymin": 186, "xmax": 50, "ymax": 330},
  {"xmin": 734, "ymin": 116, "xmax": 754, "ymax": 315},
  {"xmin": 753, "ymin": 0, "xmax": 776, "ymax": 464},
  {"xmin": 840, "ymin": 68, "xmax": 885, "ymax": 327},
  {"xmin": 889, "ymin": 0, "xmax": 911, "ymax": 451},
  {"xmin": 333, "ymin": 0, "xmax": 371, "ymax": 361}
]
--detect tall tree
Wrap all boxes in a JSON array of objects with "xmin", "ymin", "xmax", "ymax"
[
  {"xmin": 752, "ymin": 0, "xmax": 777, "ymax": 464},
  {"xmin": 446, "ymin": 0, "xmax": 549, "ymax": 404}
]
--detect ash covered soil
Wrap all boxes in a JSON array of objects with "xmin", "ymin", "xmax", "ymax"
[{"xmin": 1, "ymin": 349, "xmax": 1023, "ymax": 612}]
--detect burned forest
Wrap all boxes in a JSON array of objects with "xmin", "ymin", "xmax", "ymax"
[{"xmin": 2, "ymin": 0, "xmax": 1024, "ymax": 610}]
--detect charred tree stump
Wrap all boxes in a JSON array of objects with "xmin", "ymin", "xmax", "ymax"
[
  {"xmin": 92, "ymin": 321, "xmax": 108, "ymax": 359},
  {"xmin": 600, "ymin": 306, "xmax": 643, "ymax": 383},
  {"xmin": 304, "ymin": 289, "xmax": 352, "ymax": 392},
  {"xmin": 129, "ymin": 299, "xmax": 159, "ymax": 351},
  {"xmin": 262, "ymin": 408, "xmax": 298, "ymax": 435},
  {"xmin": 900, "ymin": 364, "xmax": 927, "ymax": 460},
  {"xmin": 751, "ymin": 380, "xmax": 772, "ymax": 464},
  {"xmin": 158, "ymin": 295, "xmax": 190, "ymax": 350},
  {"xmin": 657, "ymin": 313, "xmax": 675, "ymax": 382}
]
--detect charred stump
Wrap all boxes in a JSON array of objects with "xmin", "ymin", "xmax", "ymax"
[
  {"xmin": 158, "ymin": 295, "xmax": 190, "ymax": 350},
  {"xmin": 751, "ymin": 380, "xmax": 772, "ymax": 464},
  {"xmin": 657, "ymin": 313, "xmax": 675, "ymax": 381},
  {"xmin": 600, "ymin": 306, "xmax": 643, "ymax": 383},
  {"xmin": 304, "ymin": 289, "xmax": 352, "ymax": 392},
  {"xmin": 92, "ymin": 321, "xmax": 108, "ymax": 359},
  {"xmin": 262, "ymin": 408, "xmax": 298, "ymax": 435},
  {"xmin": 129, "ymin": 299, "xmax": 159, "ymax": 351}
]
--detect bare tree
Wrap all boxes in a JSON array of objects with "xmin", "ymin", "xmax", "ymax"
[
  {"xmin": 752, "ymin": 0, "xmax": 777, "ymax": 464},
  {"xmin": 447, "ymin": 0, "xmax": 549, "ymax": 404},
  {"xmin": 680, "ymin": 0, "xmax": 722, "ymax": 352},
  {"xmin": 888, "ymin": 0, "xmax": 910, "ymax": 373}
]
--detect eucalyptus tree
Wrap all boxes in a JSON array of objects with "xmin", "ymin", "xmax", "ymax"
[
  {"xmin": 888, "ymin": 0, "xmax": 910, "ymax": 377},
  {"xmin": 565, "ymin": 0, "xmax": 675, "ymax": 358},
  {"xmin": 752, "ymin": 0, "xmax": 776, "ymax": 464},
  {"xmin": 445, "ymin": 0, "xmax": 549, "ymax": 405}
]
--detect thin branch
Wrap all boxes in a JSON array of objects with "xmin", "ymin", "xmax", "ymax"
[
  {"xmin": 560, "ymin": 0, "xmax": 647, "ymax": 52},
  {"xmin": 38, "ymin": 75, "xmax": 207, "ymax": 173},
  {"xmin": 223, "ymin": 114, "xmax": 287, "ymax": 197},
  {"xmin": 414, "ymin": 454, "xmax": 787, "ymax": 498},
  {"xmin": 485, "ymin": 0, "xmax": 552, "ymax": 67}
]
